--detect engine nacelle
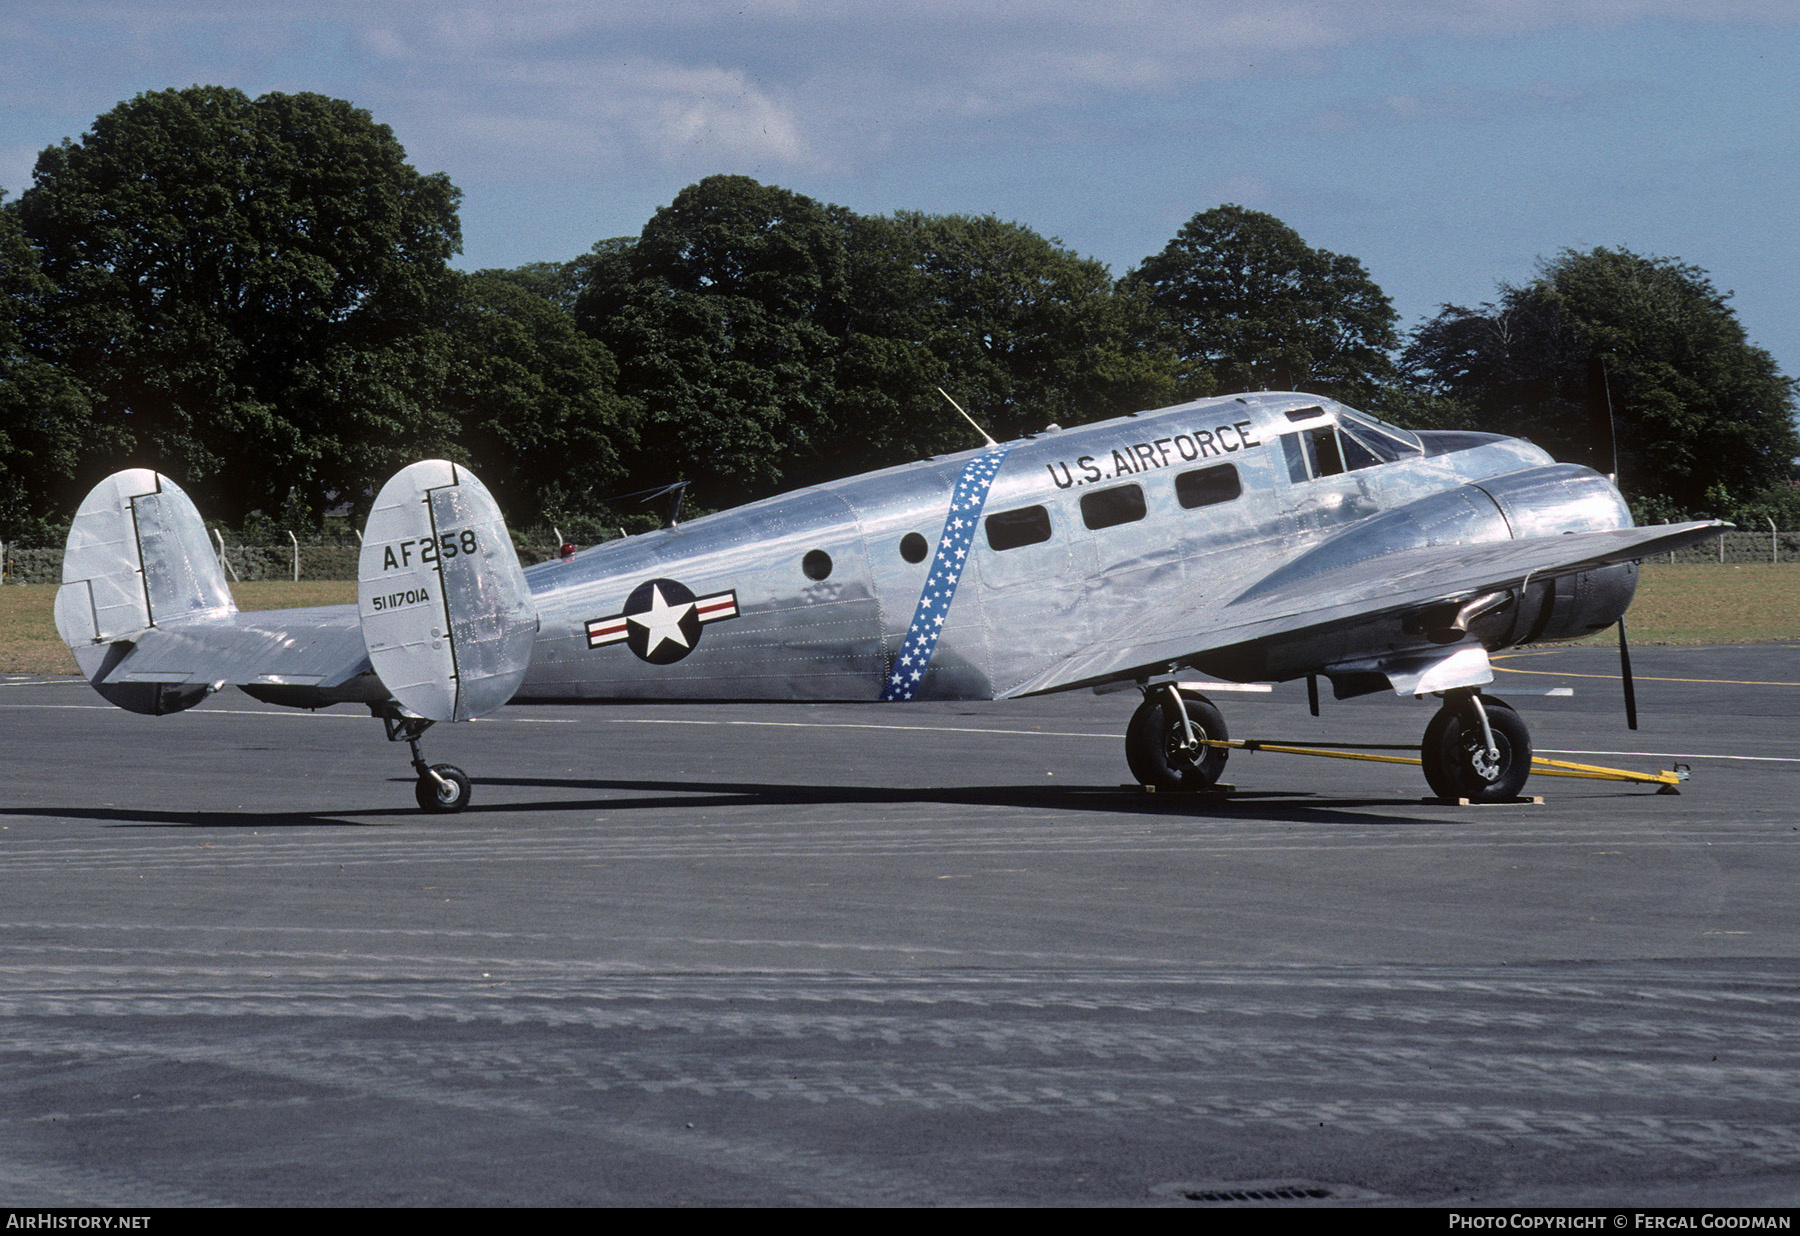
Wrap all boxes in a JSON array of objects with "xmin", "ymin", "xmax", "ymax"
[{"xmin": 1466, "ymin": 561, "xmax": 1639, "ymax": 648}]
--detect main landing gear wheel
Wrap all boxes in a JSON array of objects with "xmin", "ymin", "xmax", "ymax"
[
  {"xmin": 415, "ymin": 764, "xmax": 472, "ymax": 813},
  {"xmin": 1126, "ymin": 689, "xmax": 1229, "ymax": 791},
  {"xmin": 1421, "ymin": 693, "xmax": 1531, "ymax": 802}
]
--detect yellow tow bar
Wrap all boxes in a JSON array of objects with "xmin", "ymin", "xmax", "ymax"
[{"xmin": 1203, "ymin": 738, "xmax": 1688, "ymax": 791}]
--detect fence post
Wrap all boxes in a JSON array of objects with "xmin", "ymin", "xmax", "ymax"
[
  {"xmin": 1771, "ymin": 517, "xmax": 1780, "ymax": 565},
  {"xmin": 1718, "ymin": 530, "xmax": 1725, "ymax": 563},
  {"xmin": 213, "ymin": 528, "xmax": 240, "ymax": 583},
  {"xmin": 289, "ymin": 530, "xmax": 300, "ymax": 582}
]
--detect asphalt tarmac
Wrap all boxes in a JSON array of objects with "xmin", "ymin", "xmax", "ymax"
[{"xmin": 2, "ymin": 642, "xmax": 1798, "ymax": 1207}]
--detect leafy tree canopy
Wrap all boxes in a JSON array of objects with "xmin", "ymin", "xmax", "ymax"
[
  {"xmin": 576, "ymin": 175, "xmax": 848, "ymax": 507},
  {"xmin": 17, "ymin": 86, "xmax": 463, "ymax": 522},
  {"xmin": 437, "ymin": 270, "xmax": 638, "ymax": 526},
  {"xmin": 0, "ymin": 191, "xmax": 99, "ymax": 534},
  {"xmin": 576, "ymin": 177, "xmax": 1174, "ymax": 504},
  {"xmin": 1123, "ymin": 204, "xmax": 1399, "ymax": 403},
  {"xmin": 1403, "ymin": 248, "xmax": 1798, "ymax": 516}
]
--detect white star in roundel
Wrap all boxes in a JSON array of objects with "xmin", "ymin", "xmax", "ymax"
[{"xmin": 628, "ymin": 584, "xmax": 696, "ymax": 657}]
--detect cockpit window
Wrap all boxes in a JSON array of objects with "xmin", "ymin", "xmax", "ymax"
[
  {"xmin": 1338, "ymin": 430, "xmax": 1382, "ymax": 471},
  {"xmin": 1304, "ymin": 425, "xmax": 1345, "ymax": 477},
  {"xmin": 1282, "ymin": 409, "xmax": 1423, "ymax": 481},
  {"xmin": 1339, "ymin": 408, "xmax": 1424, "ymax": 460}
]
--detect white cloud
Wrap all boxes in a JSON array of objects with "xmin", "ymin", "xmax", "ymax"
[{"xmin": 4, "ymin": 0, "xmax": 1794, "ymax": 183}]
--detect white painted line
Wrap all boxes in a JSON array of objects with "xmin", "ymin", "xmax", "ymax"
[
  {"xmin": 584, "ymin": 717, "xmax": 1119, "ymax": 740},
  {"xmin": 4, "ymin": 698, "xmax": 1791, "ymax": 764}
]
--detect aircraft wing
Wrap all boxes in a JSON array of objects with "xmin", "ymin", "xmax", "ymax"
[{"xmin": 1001, "ymin": 520, "xmax": 1725, "ymax": 698}]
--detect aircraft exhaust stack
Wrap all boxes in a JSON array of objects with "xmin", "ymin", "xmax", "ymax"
[{"xmin": 357, "ymin": 460, "xmax": 538, "ymax": 723}]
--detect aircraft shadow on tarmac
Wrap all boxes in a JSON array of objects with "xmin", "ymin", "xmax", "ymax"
[{"xmin": 0, "ymin": 773, "xmax": 1577, "ymax": 829}]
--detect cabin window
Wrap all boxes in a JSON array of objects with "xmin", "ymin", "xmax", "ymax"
[
  {"xmin": 802, "ymin": 549, "xmax": 833, "ymax": 580},
  {"xmin": 1079, "ymin": 483, "xmax": 1145, "ymax": 530},
  {"xmin": 899, "ymin": 532, "xmax": 929, "ymax": 563},
  {"xmin": 985, "ymin": 505, "xmax": 1052, "ymax": 551},
  {"xmin": 1175, "ymin": 463, "xmax": 1241, "ymax": 509}
]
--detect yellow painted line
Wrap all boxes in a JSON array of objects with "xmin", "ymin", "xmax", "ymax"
[
  {"xmin": 1208, "ymin": 739, "xmax": 1681, "ymax": 787},
  {"xmin": 1491, "ymin": 652, "xmax": 1800, "ymax": 688},
  {"xmin": 1493, "ymin": 665, "xmax": 1800, "ymax": 687}
]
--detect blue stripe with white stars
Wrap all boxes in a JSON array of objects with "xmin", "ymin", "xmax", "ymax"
[{"xmin": 880, "ymin": 447, "xmax": 1012, "ymax": 701}]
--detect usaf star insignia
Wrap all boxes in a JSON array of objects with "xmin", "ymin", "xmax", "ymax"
[{"xmin": 586, "ymin": 578, "xmax": 739, "ymax": 664}]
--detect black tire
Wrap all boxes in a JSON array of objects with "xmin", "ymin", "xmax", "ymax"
[
  {"xmin": 415, "ymin": 764, "xmax": 472, "ymax": 813},
  {"xmin": 1420, "ymin": 706, "xmax": 1456, "ymax": 799},
  {"xmin": 1423, "ymin": 697, "xmax": 1530, "ymax": 802},
  {"xmin": 1125, "ymin": 691, "xmax": 1229, "ymax": 790}
]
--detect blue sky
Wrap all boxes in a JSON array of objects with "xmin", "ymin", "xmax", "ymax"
[{"xmin": 5, "ymin": 1, "xmax": 1797, "ymax": 386}]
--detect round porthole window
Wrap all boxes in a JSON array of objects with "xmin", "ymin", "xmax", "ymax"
[
  {"xmin": 900, "ymin": 532, "xmax": 929, "ymax": 563},
  {"xmin": 802, "ymin": 549, "xmax": 833, "ymax": 581}
]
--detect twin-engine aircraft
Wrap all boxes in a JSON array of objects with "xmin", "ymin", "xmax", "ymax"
[{"xmin": 53, "ymin": 392, "xmax": 1721, "ymax": 811}]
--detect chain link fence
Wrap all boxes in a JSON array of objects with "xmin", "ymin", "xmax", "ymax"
[
  {"xmin": 0, "ymin": 541, "xmax": 579, "ymax": 584},
  {"xmin": 0, "ymin": 529, "xmax": 1791, "ymax": 584},
  {"xmin": 1664, "ymin": 529, "xmax": 1798, "ymax": 564}
]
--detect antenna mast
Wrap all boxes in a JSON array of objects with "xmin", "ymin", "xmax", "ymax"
[{"xmin": 937, "ymin": 387, "xmax": 998, "ymax": 449}]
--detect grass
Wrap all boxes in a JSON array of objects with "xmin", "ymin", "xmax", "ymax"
[
  {"xmin": 3, "ymin": 565, "xmax": 1795, "ymax": 678},
  {"xmin": 1577, "ymin": 564, "xmax": 1800, "ymax": 645},
  {"xmin": 0, "ymin": 580, "xmax": 356, "ymax": 675}
]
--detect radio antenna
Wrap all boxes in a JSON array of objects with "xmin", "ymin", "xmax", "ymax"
[{"xmin": 937, "ymin": 387, "xmax": 998, "ymax": 449}]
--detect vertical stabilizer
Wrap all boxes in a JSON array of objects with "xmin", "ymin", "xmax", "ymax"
[
  {"xmin": 55, "ymin": 470, "xmax": 235, "ymax": 682},
  {"xmin": 357, "ymin": 460, "xmax": 537, "ymax": 722}
]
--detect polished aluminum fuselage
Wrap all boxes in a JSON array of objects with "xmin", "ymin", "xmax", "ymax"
[{"xmin": 514, "ymin": 393, "xmax": 1634, "ymax": 703}]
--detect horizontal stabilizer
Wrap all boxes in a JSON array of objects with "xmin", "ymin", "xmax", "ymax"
[{"xmin": 358, "ymin": 461, "xmax": 537, "ymax": 722}]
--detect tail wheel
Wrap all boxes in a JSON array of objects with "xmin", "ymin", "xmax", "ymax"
[
  {"xmin": 1422, "ymin": 696, "xmax": 1530, "ymax": 802},
  {"xmin": 415, "ymin": 764, "xmax": 472, "ymax": 813},
  {"xmin": 1126, "ymin": 691, "xmax": 1229, "ymax": 790}
]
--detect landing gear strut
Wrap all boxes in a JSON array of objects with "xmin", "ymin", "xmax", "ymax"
[
  {"xmin": 1125, "ymin": 685, "xmax": 1229, "ymax": 791},
  {"xmin": 379, "ymin": 706, "xmax": 472, "ymax": 813},
  {"xmin": 1421, "ymin": 690, "xmax": 1532, "ymax": 802}
]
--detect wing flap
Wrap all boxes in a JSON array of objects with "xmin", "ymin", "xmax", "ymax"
[{"xmin": 1003, "ymin": 520, "xmax": 1724, "ymax": 698}]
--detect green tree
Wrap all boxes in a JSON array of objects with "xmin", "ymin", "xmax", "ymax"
[
  {"xmin": 438, "ymin": 271, "xmax": 638, "ymax": 525},
  {"xmin": 1403, "ymin": 248, "xmax": 1798, "ymax": 515},
  {"xmin": 576, "ymin": 182, "xmax": 1175, "ymax": 502},
  {"xmin": 1124, "ymin": 204, "xmax": 1399, "ymax": 402},
  {"xmin": 0, "ymin": 190, "xmax": 100, "ymax": 536},
  {"xmin": 800, "ymin": 209, "xmax": 1173, "ymax": 481},
  {"xmin": 18, "ymin": 86, "xmax": 463, "ymax": 523},
  {"xmin": 575, "ymin": 175, "xmax": 847, "ymax": 506}
]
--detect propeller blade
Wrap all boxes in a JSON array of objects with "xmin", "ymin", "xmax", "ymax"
[{"xmin": 1618, "ymin": 617, "xmax": 1638, "ymax": 731}]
